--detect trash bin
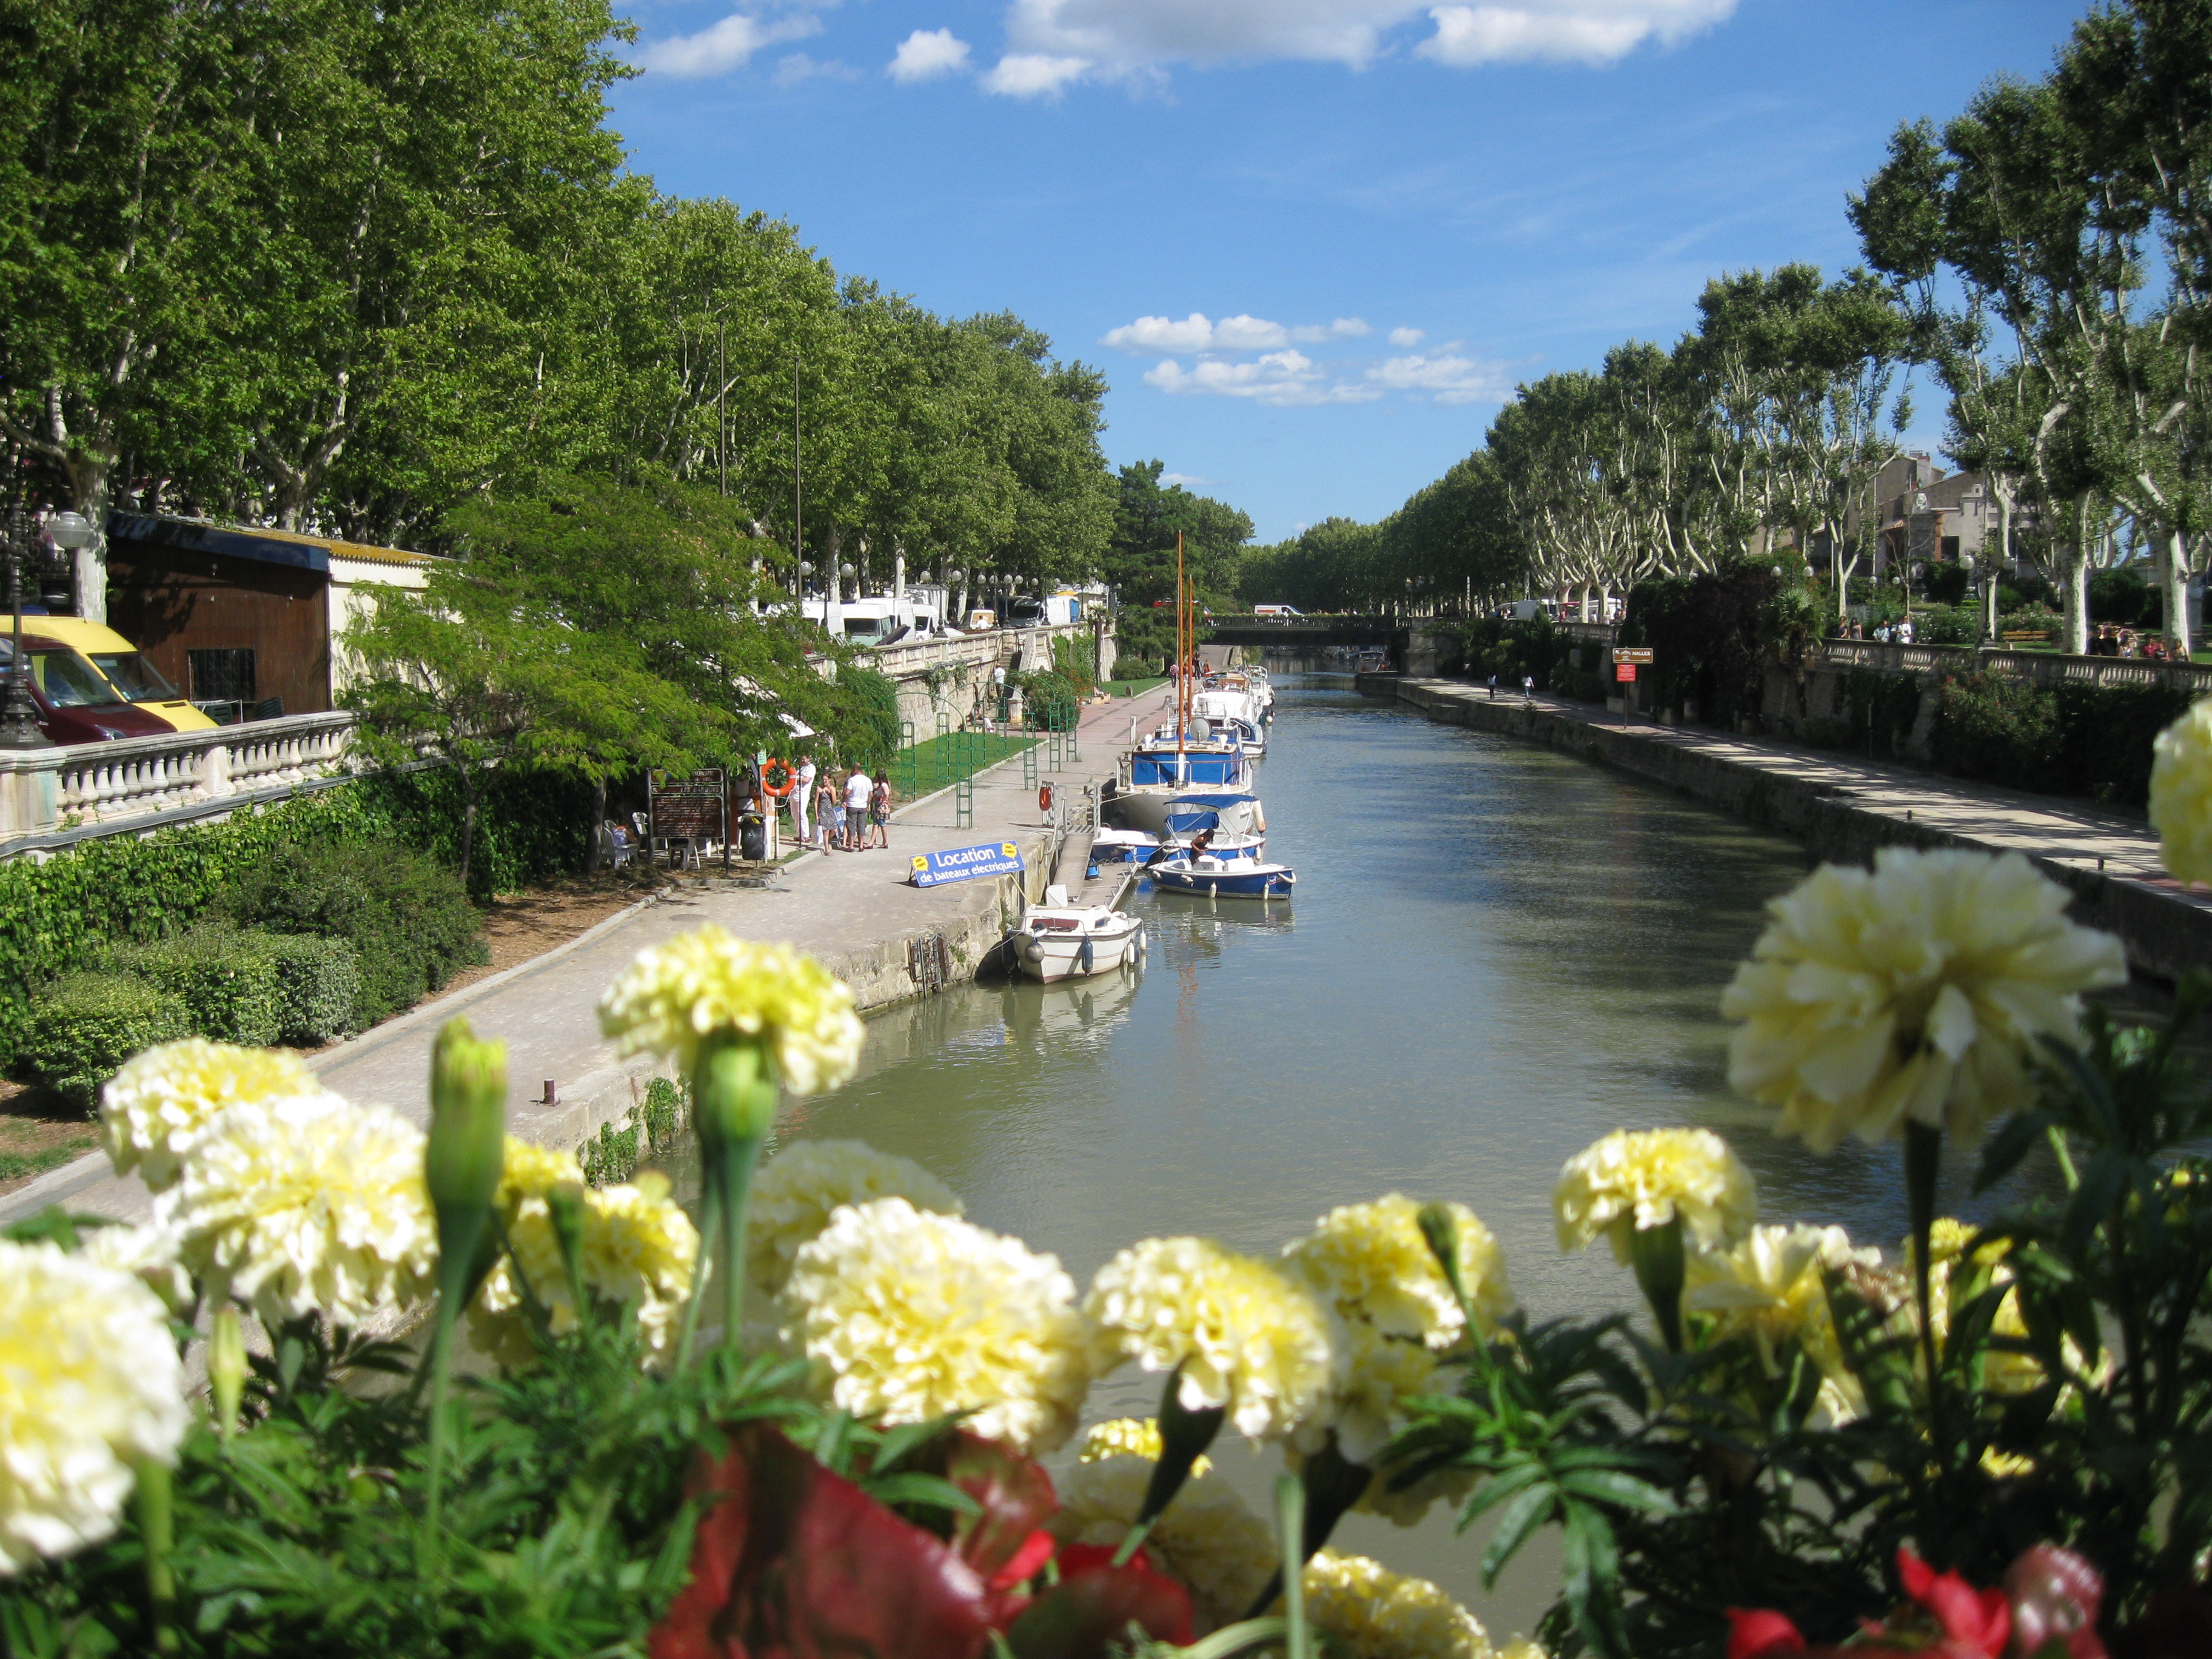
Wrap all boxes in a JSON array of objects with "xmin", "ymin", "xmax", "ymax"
[{"xmin": 739, "ymin": 812, "xmax": 766, "ymax": 862}]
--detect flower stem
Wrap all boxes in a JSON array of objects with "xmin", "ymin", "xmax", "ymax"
[
  {"xmin": 1627, "ymin": 1215, "xmax": 1687, "ymax": 1353},
  {"xmin": 691, "ymin": 1036, "xmax": 778, "ymax": 1356},
  {"xmin": 133, "ymin": 1458, "xmax": 177, "ymax": 1655},
  {"xmin": 1275, "ymin": 1473, "xmax": 1310, "ymax": 1659},
  {"xmin": 1905, "ymin": 1121, "xmax": 1948, "ymax": 1462},
  {"xmin": 674, "ymin": 1201, "xmax": 720, "ymax": 1372}
]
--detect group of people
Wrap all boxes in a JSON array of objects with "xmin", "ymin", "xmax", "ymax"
[
  {"xmin": 2090, "ymin": 625, "xmax": 2177, "ymax": 660},
  {"xmin": 782, "ymin": 754, "xmax": 891, "ymax": 854}
]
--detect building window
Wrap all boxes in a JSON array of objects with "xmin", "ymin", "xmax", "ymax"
[
  {"xmin": 1941, "ymin": 536, "xmax": 1961, "ymax": 560},
  {"xmin": 189, "ymin": 648, "xmax": 256, "ymax": 705}
]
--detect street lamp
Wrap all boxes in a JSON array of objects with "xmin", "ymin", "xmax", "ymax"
[
  {"xmin": 839, "ymin": 561, "xmax": 856, "ymax": 603},
  {"xmin": 2, "ymin": 508, "xmax": 91, "ymax": 748}
]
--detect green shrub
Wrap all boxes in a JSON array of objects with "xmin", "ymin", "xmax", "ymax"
[
  {"xmin": 254, "ymin": 931, "xmax": 363, "ymax": 1045},
  {"xmin": 22, "ymin": 973, "xmax": 192, "ymax": 1105},
  {"xmin": 223, "ymin": 837, "xmax": 486, "ymax": 1027},
  {"xmin": 1017, "ymin": 669, "xmax": 1084, "ymax": 729},
  {"xmin": 2055, "ymin": 680, "xmax": 2190, "ymax": 805},
  {"xmin": 1797, "ymin": 715, "xmax": 1856, "ymax": 748},
  {"xmin": 1914, "ymin": 603, "xmax": 1979, "ymax": 645},
  {"xmin": 1843, "ymin": 668, "xmax": 1923, "ymax": 756},
  {"xmin": 1930, "ymin": 672, "xmax": 2059, "ymax": 790},
  {"xmin": 1921, "ymin": 561, "xmax": 1971, "ymax": 606},
  {"xmin": 112, "ymin": 929, "xmax": 286, "ymax": 1047}
]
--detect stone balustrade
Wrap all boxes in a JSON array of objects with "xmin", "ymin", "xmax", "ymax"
[
  {"xmin": 1817, "ymin": 637, "xmax": 2212, "ymax": 695},
  {"xmin": 0, "ymin": 711, "xmax": 358, "ymax": 854}
]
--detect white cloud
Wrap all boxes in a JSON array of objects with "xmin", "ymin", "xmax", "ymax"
[
  {"xmin": 1159, "ymin": 472, "xmax": 1212, "ymax": 486},
  {"xmin": 984, "ymin": 52, "xmax": 1090, "ymax": 96},
  {"xmin": 777, "ymin": 52, "xmax": 860, "ymax": 84},
  {"xmin": 638, "ymin": 9, "xmax": 822, "ymax": 78},
  {"xmin": 1388, "ymin": 326, "xmax": 1426, "ymax": 347},
  {"xmin": 890, "ymin": 27, "xmax": 972, "ymax": 81},
  {"xmin": 1144, "ymin": 351, "xmax": 1383, "ymax": 407},
  {"xmin": 1422, "ymin": 1, "xmax": 1737, "ymax": 67},
  {"xmin": 994, "ymin": 0, "xmax": 1735, "ymax": 84},
  {"xmin": 1366, "ymin": 347, "xmax": 1509, "ymax": 403},
  {"xmin": 1102, "ymin": 312, "xmax": 1368, "ymax": 352}
]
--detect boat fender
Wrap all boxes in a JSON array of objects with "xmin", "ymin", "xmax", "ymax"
[
  {"xmin": 1039, "ymin": 783, "xmax": 1054, "ymax": 814},
  {"xmin": 1078, "ymin": 936, "xmax": 1093, "ymax": 974},
  {"xmin": 1017, "ymin": 933, "xmax": 1045, "ymax": 965},
  {"xmin": 1253, "ymin": 801, "xmax": 1267, "ymax": 833}
]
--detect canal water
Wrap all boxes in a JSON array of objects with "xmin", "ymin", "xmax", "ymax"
[{"xmin": 752, "ymin": 674, "xmax": 1942, "ymax": 1629}]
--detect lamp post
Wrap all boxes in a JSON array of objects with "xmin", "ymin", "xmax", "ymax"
[
  {"xmin": 2, "ymin": 507, "xmax": 92, "ymax": 749},
  {"xmin": 839, "ymin": 561, "xmax": 856, "ymax": 605}
]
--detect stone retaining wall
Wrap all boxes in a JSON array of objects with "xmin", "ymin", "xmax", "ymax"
[{"xmin": 1359, "ymin": 674, "xmax": 2212, "ymax": 984}]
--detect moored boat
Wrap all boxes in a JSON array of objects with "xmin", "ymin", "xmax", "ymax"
[
  {"xmin": 1146, "ymin": 854, "xmax": 1295, "ymax": 901},
  {"xmin": 1010, "ymin": 885, "xmax": 1145, "ymax": 982}
]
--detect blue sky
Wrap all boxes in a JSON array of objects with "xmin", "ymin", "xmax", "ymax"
[{"xmin": 608, "ymin": 0, "xmax": 2088, "ymax": 542}]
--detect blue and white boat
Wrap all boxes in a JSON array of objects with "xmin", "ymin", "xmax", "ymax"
[
  {"xmin": 1147, "ymin": 853, "xmax": 1295, "ymax": 900},
  {"xmin": 1091, "ymin": 826, "xmax": 1267, "ymax": 864},
  {"xmin": 1112, "ymin": 737, "xmax": 1263, "ymax": 836}
]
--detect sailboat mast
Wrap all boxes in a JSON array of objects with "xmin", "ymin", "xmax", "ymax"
[{"xmin": 1176, "ymin": 531, "xmax": 1187, "ymax": 769}]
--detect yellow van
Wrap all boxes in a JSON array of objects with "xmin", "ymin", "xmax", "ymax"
[{"xmin": 1, "ymin": 616, "xmax": 216, "ymax": 731}]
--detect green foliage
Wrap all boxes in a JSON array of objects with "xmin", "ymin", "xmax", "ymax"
[
  {"xmin": 1390, "ymin": 981, "xmax": 2212, "ymax": 1656},
  {"xmin": 21, "ymin": 973, "xmax": 192, "ymax": 1105},
  {"xmin": 1619, "ymin": 565, "xmax": 1788, "ymax": 722},
  {"xmin": 113, "ymin": 928, "xmax": 286, "ymax": 1048},
  {"xmin": 829, "ymin": 666, "xmax": 903, "ymax": 773},
  {"xmin": 253, "ymin": 933, "xmax": 364, "ymax": 1046},
  {"xmin": 2053, "ymin": 680, "xmax": 2192, "ymax": 804},
  {"xmin": 579, "ymin": 1077, "xmax": 689, "ymax": 1188},
  {"xmin": 1922, "ymin": 562, "xmax": 1972, "ymax": 605},
  {"xmin": 1049, "ymin": 633, "xmax": 1098, "ymax": 695},
  {"xmin": 1103, "ymin": 460, "xmax": 1255, "ymax": 610},
  {"xmin": 1843, "ymin": 668, "xmax": 1924, "ymax": 755},
  {"xmin": 222, "ymin": 838, "xmax": 488, "ymax": 1028},
  {"xmin": 1929, "ymin": 672, "xmax": 2059, "ymax": 789},
  {"xmin": 1017, "ymin": 670, "xmax": 1083, "ymax": 729}
]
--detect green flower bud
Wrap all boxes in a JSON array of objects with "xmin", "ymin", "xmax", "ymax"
[
  {"xmin": 427, "ymin": 1018, "xmax": 507, "ymax": 1247},
  {"xmin": 208, "ymin": 1304, "xmax": 247, "ymax": 1441},
  {"xmin": 693, "ymin": 1034, "xmax": 779, "ymax": 1148}
]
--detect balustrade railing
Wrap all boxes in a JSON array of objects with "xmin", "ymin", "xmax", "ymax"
[
  {"xmin": 1816, "ymin": 638, "xmax": 2212, "ymax": 695},
  {"xmin": 1, "ymin": 711, "xmax": 358, "ymax": 851}
]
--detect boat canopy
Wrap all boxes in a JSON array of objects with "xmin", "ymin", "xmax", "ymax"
[{"xmin": 1131, "ymin": 750, "xmax": 1247, "ymax": 787}]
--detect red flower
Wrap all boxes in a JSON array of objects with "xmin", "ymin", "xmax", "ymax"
[
  {"xmin": 1002, "ymin": 1544, "xmax": 1195, "ymax": 1653},
  {"xmin": 2002, "ymin": 1546, "xmax": 2106, "ymax": 1659},
  {"xmin": 1898, "ymin": 1549, "xmax": 2011, "ymax": 1658},
  {"xmin": 1726, "ymin": 1606, "xmax": 1808, "ymax": 1659}
]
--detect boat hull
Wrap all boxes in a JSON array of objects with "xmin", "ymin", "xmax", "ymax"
[
  {"xmin": 1011, "ymin": 912, "xmax": 1145, "ymax": 982},
  {"xmin": 1147, "ymin": 862, "xmax": 1295, "ymax": 901}
]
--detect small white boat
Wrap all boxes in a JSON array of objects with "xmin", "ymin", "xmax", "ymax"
[
  {"xmin": 1148, "ymin": 854, "xmax": 1295, "ymax": 901},
  {"xmin": 1010, "ymin": 885, "xmax": 1145, "ymax": 982}
]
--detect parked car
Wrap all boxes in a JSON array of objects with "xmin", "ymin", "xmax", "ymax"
[
  {"xmin": 4, "ymin": 615, "xmax": 215, "ymax": 731},
  {"xmin": 0, "ymin": 631, "xmax": 178, "ymax": 743}
]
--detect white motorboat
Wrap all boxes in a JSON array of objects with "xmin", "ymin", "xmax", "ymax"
[{"xmin": 1010, "ymin": 885, "xmax": 1145, "ymax": 982}]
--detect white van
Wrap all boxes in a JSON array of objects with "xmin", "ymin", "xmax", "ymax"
[
  {"xmin": 1253, "ymin": 605, "xmax": 1302, "ymax": 620},
  {"xmin": 1009, "ymin": 593, "xmax": 1081, "ymax": 628}
]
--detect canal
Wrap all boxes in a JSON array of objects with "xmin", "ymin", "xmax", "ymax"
[{"xmin": 759, "ymin": 674, "xmax": 1940, "ymax": 1629}]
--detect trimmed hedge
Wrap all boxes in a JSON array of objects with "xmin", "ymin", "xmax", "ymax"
[
  {"xmin": 1923, "ymin": 672, "xmax": 2190, "ymax": 805},
  {"xmin": 24, "ymin": 974, "xmax": 192, "ymax": 1105},
  {"xmin": 223, "ymin": 837, "xmax": 488, "ymax": 1027},
  {"xmin": 256, "ymin": 933, "xmax": 363, "ymax": 1045},
  {"xmin": 0, "ymin": 765, "xmax": 583, "ymax": 1073},
  {"xmin": 112, "ymin": 930, "xmax": 286, "ymax": 1048}
]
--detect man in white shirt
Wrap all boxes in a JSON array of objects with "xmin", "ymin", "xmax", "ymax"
[
  {"xmin": 793, "ymin": 754, "xmax": 816, "ymax": 842},
  {"xmin": 844, "ymin": 766, "xmax": 873, "ymax": 851}
]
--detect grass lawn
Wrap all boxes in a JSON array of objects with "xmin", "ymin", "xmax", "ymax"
[{"xmin": 891, "ymin": 730, "xmax": 1037, "ymax": 794}]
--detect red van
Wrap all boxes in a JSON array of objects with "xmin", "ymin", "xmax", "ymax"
[{"xmin": 0, "ymin": 633, "xmax": 176, "ymax": 744}]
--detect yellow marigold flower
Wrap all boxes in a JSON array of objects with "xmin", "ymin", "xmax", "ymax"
[
  {"xmin": 1049, "ymin": 1455, "xmax": 1277, "ymax": 1633},
  {"xmin": 597, "ymin": 927, "xmax": 863, "ymax": 1094},
  {"xmin": 1493, "ymin": 1643, "xmax": 1552, "ymax": 1659},
  {"xmin": 1325, "ymin": 1323, "xmax": 1442, "ymax": 1466},
  {"xmin": 1554, "ymin": 1127, "xmax": 1756, "ymax": 1261},
  {"xmin": 0, "ymin": 1240, "xmax": 188, "ymax": 1574},
  {"xmin": 1077, "ymin": 1416, "xmax": 1212, "ymax": 1475},
  {"xmin": 156, "ymin": 1093, "xmax": 437, "ymax": 1329},
  {"xmin": 779, "ymin": 1198, "xmax": 1089, "ymax": 1453},
  {"xmin": 1299, "ymin": 1550, "xmax": 1491, "ymax": 1659},
  {"xmin": 77, "ymin": 1221, "xmax": 191, "ymax": 1317},
  {"xmin": 746, "ymin": 1139, "xmax": 962, "ymax": 1298},
  {"xmin": 1684, "ymin": 1223, "xmax": 1876, "ymax": 1379},
  {"xmin": 1722, "ymin": 850, "xmax": 2127, "ymax": 1151},
  {"xmin": 1086, "ymin": 1236, "xmax": 1340, "ymax": 1444},
  {"xmin": 1283, "ymin": 1195, "xmax": 1513, "ymax": 1349},
  {"xmin": 495, "ymin": 1136, "xmax": 582, "ymax": 1210},
  {"xmin": 99, "ymin": 1039, "xmax": 321, "ymax": 1192},
  {"xmin": 2151, "ymin": 701, "xmax": 2212, "ymax": 885},
  {"xmin": 471, "ymin": 1167, "xmax": 699, "ymax": 1368}
]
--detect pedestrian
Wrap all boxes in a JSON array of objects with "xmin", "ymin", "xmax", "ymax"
[
  {"xmin": 1487, "ymin": 673, "xmax": 1497, "ymax": 700},
  {"xmin": 869, "ymin": 774, "xmax": 892, "ymax": 849},
  {"xmin": 845, "ymin": 765, "xmax": 873, "ymax": 851},
  {"xmin": 1521, "ymin": 673, "xmax": 1535, "ymax": 702},
  {"xmin": 793, "ymin": 752, "xmax": 816, "ymax": 843},
  {"xmin": 1897, "ymin": 615, "xmax": 1915, "ymax": 645},
  {"xmin": 814, "ymin": 773, "xmax": 837, "ymax": 853}
]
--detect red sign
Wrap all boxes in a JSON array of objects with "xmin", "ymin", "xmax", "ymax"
[{"xmin": 1617, "ymin": 664, "xmax": 1637, "ymax": 682}]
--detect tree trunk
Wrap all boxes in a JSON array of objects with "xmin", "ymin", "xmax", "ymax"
[
  {"xmin": 2063, "ymin": 548, "xmax": 2091, "ymax": 656},
  {"xmin": 2162, "ymin": 529, "xmax": 2194, "ymax": 659},
  {"xmin": 458, "ymin": 777, "xmax": 481, "ymax": 891},
  {"xmin": 1982, "ymin": 561, "xmax": 2001, "ymax": 643}
]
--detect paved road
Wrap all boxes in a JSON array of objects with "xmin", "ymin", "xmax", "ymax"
[{"xmin": 2, "ymin": 682, "xmax": 1177, "ymax": 1227}]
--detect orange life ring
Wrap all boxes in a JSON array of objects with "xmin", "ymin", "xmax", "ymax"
[{"xmin": 761, "ymin": 759, "xmax": 797, "ymax": 798}]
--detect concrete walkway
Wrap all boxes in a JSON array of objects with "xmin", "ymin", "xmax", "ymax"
[
  {"xmin": 1368, "ymin": 675, "xmax": 2212, "ymax": 982},
  {"xmin": 2, "ymin": 682, "xmax": 1176, "ymax": 1228}
]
